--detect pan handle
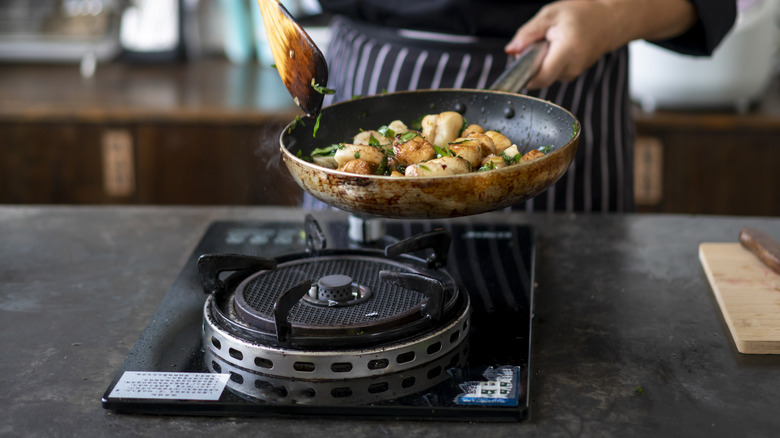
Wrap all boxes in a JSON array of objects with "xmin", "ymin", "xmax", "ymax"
[{"xmin": 489, "ymin": 40, "xmax": 548, "ymax": 93}]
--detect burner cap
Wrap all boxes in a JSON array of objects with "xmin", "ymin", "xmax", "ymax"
[{"xmin": 316, "ymin": 274, "xmax": 353, "ymax": 302}]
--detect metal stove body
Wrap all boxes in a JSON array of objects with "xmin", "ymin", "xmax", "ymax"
[{"xmin": 103, "ymin": 214, "xmax": 535, "ymax": 421}]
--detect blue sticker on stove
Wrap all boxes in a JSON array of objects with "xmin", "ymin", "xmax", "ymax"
[{"xmin": 454, "ymin": 366, "xmax": 521, "ymax": 406}]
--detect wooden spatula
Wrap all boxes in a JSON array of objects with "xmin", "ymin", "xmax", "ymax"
[{"xmin": 255, "ymin": 0, "xmax": 329, "ymax": 117}]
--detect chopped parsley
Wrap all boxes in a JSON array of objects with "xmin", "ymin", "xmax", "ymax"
[
  {"xmin": 368, "ymin": 135, "xmax": 381, "ymax": 147},
  {"xmin": 310, "ymin": 79, "xmax": 336, "ymax": 95},
  {"xmin": 354, "ymin": 151, "xmax": 360, "ymax": 159}
]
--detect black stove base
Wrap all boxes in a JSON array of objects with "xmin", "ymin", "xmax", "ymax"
[{"xmin": 102, "ymin": 217, "xmax": 535, "ymax": 421}]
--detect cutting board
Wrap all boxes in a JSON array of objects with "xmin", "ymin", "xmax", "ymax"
[{"xmin": 699, "ymin": 243, "xmax": 780, "ymax": 354}]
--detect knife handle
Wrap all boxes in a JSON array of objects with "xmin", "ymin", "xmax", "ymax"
[{"xmin": 739, "ymin": 227, "xmax": 780, "ymax": 275}]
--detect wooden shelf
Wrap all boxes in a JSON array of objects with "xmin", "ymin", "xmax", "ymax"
[{"xmin": 0, "ymin": 58, "xmax": 304, "ymax": 206}]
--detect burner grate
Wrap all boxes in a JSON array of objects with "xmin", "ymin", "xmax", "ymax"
[{"xmin": 238, "ymin": 256, "xmax": 432, "ymax": 327}]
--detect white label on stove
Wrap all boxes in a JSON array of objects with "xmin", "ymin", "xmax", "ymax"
[{"xmin": 109, "ymin": 372, "xmax": 230, "ymax": 401}]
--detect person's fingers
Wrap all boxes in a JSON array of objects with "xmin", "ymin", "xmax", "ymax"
[
  {"xmin": 505, "ymin": 10, "xmax": 551, "ymax": 55},
  {"xmin": 524, "ymin": 38, "xmax": 569, "ymax": 89}
]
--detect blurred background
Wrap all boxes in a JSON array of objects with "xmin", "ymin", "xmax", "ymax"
[{"xmin": 1, "ymin": 0, "xmax": 779, "ymax": 215}]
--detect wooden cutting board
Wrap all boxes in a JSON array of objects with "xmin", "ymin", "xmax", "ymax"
[{"xmin": 699, "ymin": 243, "xmax": 780, "ymax": 354}]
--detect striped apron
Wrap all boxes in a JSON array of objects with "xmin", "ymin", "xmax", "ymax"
[{"xmin": 304, "ymin": 16, "xmax": 635, "ymax": 213}]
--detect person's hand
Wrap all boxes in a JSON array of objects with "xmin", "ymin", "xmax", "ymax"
[
  {"xmin": 506, "ymin": 0, "xmax": 616, "ymax": 89},
  {"xmin": 505, "ymin": 0, "xmax": 697, "ymax": 89}
]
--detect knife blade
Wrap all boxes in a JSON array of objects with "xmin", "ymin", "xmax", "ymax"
[{"xmin": 739, "ymin": 227, "xmax": 780, "ymax": 275}]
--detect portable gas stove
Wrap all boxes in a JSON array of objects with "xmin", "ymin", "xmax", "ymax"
[{"xmin": 103, "ymin": 214, "xmax": 535, "ymax": 421}]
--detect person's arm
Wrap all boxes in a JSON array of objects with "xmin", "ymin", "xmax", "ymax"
[{"xmin": 505, "ymin": 0, "xmax": 701, "ymax": 89}]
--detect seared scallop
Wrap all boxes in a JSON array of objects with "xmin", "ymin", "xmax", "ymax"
[
  {"xmin": 502, "ymin": 144, "xmax": 520, "ymax": 160},
  {"xmin": 480, "ymin": 154, "xmax": 508, "ymax": 170},
  {"xmin": 353, "ymin": 130, "xmax": 390, "ymax": 146},
  {"xmin": 521, "ymin": 149, "xmax": 545, "ymax": 162},
  {"xmin": 334, "ymin": 144, "xmax": 386, "ymax": 170},
  {"xmin": 312, "ymin": 155, "xmax": 338, "ymax": 169},
  {"xmin": 448, "ymin": 138, "xmax": 483, "ymax": 169},
  {"xmin": 392, "ymin": 133, "xmax": 436, "ymax": 166},
  {"xmin": 339, "ymin": 159, "xmax": 373, "ymax": 175},
  {"xmin": 485, "ymin": 130, "xmax": 512, "ymax": 155},
  {"xmin": 463, "ymin": 133, "xmax": 495, "ymax": 156},
  {"xmin": 421, "ymin": 111, "xmax": 463, "ymax": 147},
  {"xmin": 405, "ymin": 156, "xmax": 471, "ymax": 177},
  {"xmin": 462, "ymin": 124, "xmax": 485, "ymax": 137}
]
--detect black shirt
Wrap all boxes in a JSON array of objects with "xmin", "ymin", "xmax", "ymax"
[{"xmin": 318, "ymin": 0, "xmax": 736, "ymax": 55}]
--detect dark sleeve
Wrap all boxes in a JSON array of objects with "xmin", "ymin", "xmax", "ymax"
[{"xmin": 650, "ymin": 0, "xmax": 737, "ymax": 56}]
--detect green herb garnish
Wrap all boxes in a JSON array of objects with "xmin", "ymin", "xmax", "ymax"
[
  {"xmin": 418, "ymin": 164, "xmax": 431, "ymax": 172},
  {"xmin": 537, "ymin": 145, "xmax": 553, "ymax": 154},
  {"xmin": 397, "ymin": 131, "xmax": 419, "ymax": 144},
  {"xmin": 501, "ymin": 152, "xmax": 522, "ymax": 165},
  {"xmin": 571, "ymin": 121, "xmax": 579, "ymax": 140},
  {"xmin": 354, "ymin": 151, "xmax": 360, "ymax": 159},
  {"xmin": 310, "ymin": 79, "xmax": 336, "ymax": 95},
  {"xmin": 448, "ymin": 139, "xmax": 469, "ymax": 146},
  {"xmin": 312, "ymin": 113, "xmax": 322, "ymax": 138},
  {"xmin": 433, "ymin": 145, "xmax": 453, "ymax": 157},
  {"xmin": 409, "ymin": 115, "xmax": 424, "ymax": 131},
  {"xmin": 460, "ymin": 117, "xmax": 468, "ymax": 135},
  {"xmin": 377, "ymin": 125, "xmax": 395, "ymax": 139},
  {"xmin": 477, "ymin": 161, "xmax": 496, "ymax": 172},
  {"xmin": 288, "ymin": 115, "xmax": 305, "ymax": 134},
  {"xmin": 311, "ymin": 144, "xmax": 343, "ymax": 156},
  {"xmin": 375, "ymin": 156, "xmax": 388, "ymax": 175},
  {"xmin": 368, "ymin": 135, "xmax": 381, "ymax": 147}
]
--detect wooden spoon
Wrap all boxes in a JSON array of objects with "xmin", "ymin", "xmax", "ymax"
[{"xmin": 255, "ymin": 0, "xmax": 329, "ymax": 117}]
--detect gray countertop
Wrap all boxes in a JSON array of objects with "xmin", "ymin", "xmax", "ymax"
[{"xmin": 1, "ymin": 206, "xmax": 778, "ymax": 437}]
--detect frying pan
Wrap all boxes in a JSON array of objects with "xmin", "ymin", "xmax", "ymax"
[{"xmin": 280, "ymin": 89, "xmax": 579, "ymax": 219}]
